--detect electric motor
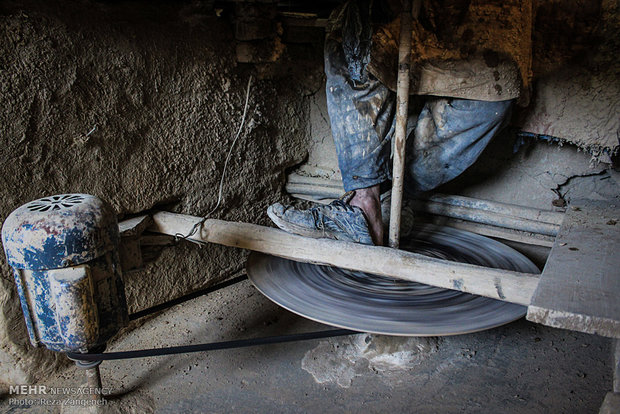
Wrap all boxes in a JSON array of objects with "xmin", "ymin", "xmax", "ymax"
[{"xmin": 1, "ymin": 194, "xmax": 128, "ymax": 353}]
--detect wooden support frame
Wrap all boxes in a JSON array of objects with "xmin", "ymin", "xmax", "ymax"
[
  {"xmin": 118, "ymin": 215, "xmax": 153, "ymax": 273},
  {"xmin": 388, "ymin": 0, "xmax": 414, "ymax": 248},
  {"xmin": 150, "ymin": 211, "xmax": 540, "ymax": 306},
  {"xmin": 146, "ymin": 197, "xmax": 619, "ymax": 340},
  {"xmin": 526, "ymin": 199, "xmax": 620, "ymax": 338}
]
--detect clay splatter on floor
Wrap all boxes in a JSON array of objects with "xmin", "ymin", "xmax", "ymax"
[{"xmin": 302, "ymin": 335, "xmax": 441, "ymax": 388}]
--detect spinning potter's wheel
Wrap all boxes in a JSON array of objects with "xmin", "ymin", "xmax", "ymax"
[{"xmin": 247, "ymin": 224, "xmax": 539, "ymax": 336}]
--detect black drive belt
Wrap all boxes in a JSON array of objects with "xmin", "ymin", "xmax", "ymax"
[{"xmin": 66, "ymin": 275, "xmax": 358, "ymax": 362}]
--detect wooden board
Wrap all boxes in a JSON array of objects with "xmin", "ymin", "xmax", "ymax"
[
  {"xmin": 615, "ymin": 339, "xmax": 620, "ymax": 393},
  {"xmin": 599, "ymin": 393, "xmax": 620, "ymax": 414},
  {"xmin": 600, "ymin": 340, "xmax": 620, "ymax": 414},
  {"xmin": 527, "ymin": 199, "xmax": 620, "ymax": 338},
  {"xmin": 118, "ymin": 215, "xmax": 152, "ymax": 237},
  {"xmin": 150, "ymin": 212, "xmax": 540, "ymax": 306}
]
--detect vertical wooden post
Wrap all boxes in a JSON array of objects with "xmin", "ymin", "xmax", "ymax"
[
  {"xmin": 388, "ymin": 0, "xmax": 415, "ymax": 248},
  {"xmin": 614, "ymin": 338, "xmax": 619, "ymax": 393}
]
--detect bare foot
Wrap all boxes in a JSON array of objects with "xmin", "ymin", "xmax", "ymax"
[{"xmin": 349, "ymin": 185, "xmax": 384, "ymax": 246}]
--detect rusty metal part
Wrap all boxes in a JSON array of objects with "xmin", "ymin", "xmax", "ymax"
[
  {"xmin": 247, "ymin": 224, "xmax": 539, "ymax": 336},
  {"xmin": 73, "ymin": 357, "xmax": 104, "ymax": 401},
  {"xmin": 85, "ymin": 367, "xmax": 103, "ymax": 401}
]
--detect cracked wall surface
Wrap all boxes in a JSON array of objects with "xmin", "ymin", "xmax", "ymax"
[
  {"xmin": 441, "ymin": 134, "xmax": 620, "ymax": 210},
  {"xmin": 519, "ymin": 0, "xmax": 620, "ymax": 158},
  {"xmin": 0, "ymin": 0, "xmax": 321, "ymax": 386}
]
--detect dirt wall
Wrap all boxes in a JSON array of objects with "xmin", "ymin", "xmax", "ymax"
[{"xmin": 0, "ymin": 0, "xmax": 319, "ymax": 385}]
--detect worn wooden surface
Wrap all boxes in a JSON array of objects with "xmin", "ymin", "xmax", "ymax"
[
  {"xmin": 150, "ymin": 211, "xmax": 540, "ymax": 306},
  {"xmin": 527, "ymin": 199, "xmax": 620, "ymax": 338},
  {"xmin": 599, "ymin": 392, "xmax": 620, "ymax": 414},
  {"xmin": 430, "ymin": 218, "xmax": 555, "ymax": 248},
  {"xmin": 388, "ymin": 0, "xmax": 414, "ymax": 249},
  {"xmin": 118, "ymin": 215, "xmax": 152, "ymax": 237},
  {"xmin": 118, "ymin": 215, "xmax": 152, "ymax": 272},
  {"xmin": 615, "ymin": 339, "xmax": 620, "ymax": 393}
]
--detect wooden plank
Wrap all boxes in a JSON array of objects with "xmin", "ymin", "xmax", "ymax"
[
  {"xmin": 599, "ymin": 393, "xmax": 620, "ymax": 414},
  {"xmin": 119, "ymin": 237, "xmax": 143, "ymax": 273},
  {"xmin": 421, "ymin": 194, "xmax": 564, "ymax": 226},
  {"xmin": 118, "ymin": 215, "xmax": 153, "ymax": 237},
  {"xmin": 280, "ymin": 12, "xmax": 328, "ymax": 28},
  {"xmin": 615, "ymin": 339, "xmax": 620, "ymax": 393},
  {"xmin": 527, "ymin": 199, "xmax": 620, "ymax": 338},
  {"xmin": 150, "ymin": 211, "xmax": 540, "ymax": 306},
  {"xmin": 429, "ymin": 218, "xmax": 555, "ymax": 248},
  {"xmin": 118, "ymin": 215, "xmax": 153, "ymax": 272},
  {"xmin": 409, "ymin": 199, "xmax": 560, "ymax": 236}
]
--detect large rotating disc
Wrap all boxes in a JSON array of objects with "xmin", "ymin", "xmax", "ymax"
[{"xmin": 247, "ymin": 224, "xmax": 540, "ymax": 336}]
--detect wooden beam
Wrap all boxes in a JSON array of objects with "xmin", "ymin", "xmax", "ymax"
[
  {"xmin": 388, "ymin": 0, "xmax": 418, "ymax": 248},
  {"xmin": 118, "ymin": 215, "xmax": 153, "ymax": 237},
  {"xmin": 150, "ymin": 211, "xmax": 540, "ymax": 306},
  {"xmin": 118, "ymin": 215, "xmax": 153, "ymax": 273},
  {"xmin": 420, "ymin": 194, "xmax": 564, "ymax": 226},
  {"xmin": 527, "ymin": 199, "xmax": 620, "ymax": 338},
  {"xmin": 614, "ymin": 339, "xmax": 620, "ymax": 393},
  {"xmin": 428, "ymin": 218, "xmax": 555, "ymax": 248},
  {"xmin": 600, "ymin": 393, "xmax": 620, "ymax": 414}
]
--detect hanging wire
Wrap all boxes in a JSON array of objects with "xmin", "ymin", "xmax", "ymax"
[{"xmin": 174, "ymin": 75, "xmax": 254, "ymax": 244}]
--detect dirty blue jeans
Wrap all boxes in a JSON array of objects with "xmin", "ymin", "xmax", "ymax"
[{"xmin": 324, "ymin": 5, "xmax": 513, "ymax": 194}]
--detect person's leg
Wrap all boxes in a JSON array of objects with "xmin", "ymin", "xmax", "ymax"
[
  {"xmin": 405, "ymin": 97, "xmax": 513, "ymax": 194},
  {"xmin": 324, "ymin": 51, "xmax": 394, "ymax": 194},
  {"xmin": 348, "ymin": 185, "xmax": 383, "ymax": 245},
  {"xmin": 269, "ymin": 2, "xmax": 394, "ymax": 246},
  {"xmin": 321, "ymin": 5, "xmax": 397, "ymax": 245}
]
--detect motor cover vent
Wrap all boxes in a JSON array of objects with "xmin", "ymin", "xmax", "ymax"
[{"xmin": 26, "ymin": 194, "xmax": 85, "ymax": 212}]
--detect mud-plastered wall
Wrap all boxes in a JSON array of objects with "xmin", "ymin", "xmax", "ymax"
[{"xmin": 0, "ymin": 0, "xmax": 320, "ymax": 385}]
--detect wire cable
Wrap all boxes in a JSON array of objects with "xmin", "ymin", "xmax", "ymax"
[{"xmin": 174, "ymin": 75, "xmax": 254, "ymax": 243}]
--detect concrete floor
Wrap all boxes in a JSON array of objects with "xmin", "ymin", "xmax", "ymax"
[{"xmin": 1, "ymin": 277, "xmax": 613, "ymax": 414}]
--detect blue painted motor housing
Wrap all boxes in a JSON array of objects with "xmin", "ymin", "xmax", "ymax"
[{"xmin": 1, "ymin": 194, "xmax": 128, "ymax": 353}]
